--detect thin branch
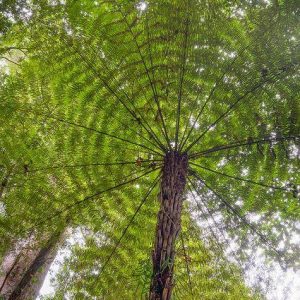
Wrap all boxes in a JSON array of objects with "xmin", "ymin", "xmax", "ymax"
[
  {"xmin": 143, "ymin": 12, "xmax": 172, "ymax": 148},
  {"xmin": 179, "ymin": 13, "xmax": 285, "ymax": 153},
  {"xmin": 0, "ymin": 56, "xmax": 20, "ymax": 66},
  {"xmin": 85, "ymin": 35, "xmax": 166, "ymax": 153},
  {"xmin": 175, "ymin": 16, "xmax": 190, "ymax": 150},
  {"xmin": 190, "ymin": 135, "xmax": 299, "ymax": 159},
  {"xmin": 96, "ymin": 173, "xmax": 161, "ymax": 277},
  {"xmin": 189, "ymin": 169, "xmax": 282, "ymax": 257},
  {"xmin": 36, "ymin": 43, "xmax": 161, "ymax": 154},
  {"xmin": 12, "ymin": 163, "xmax": 163, "ymax": 198},
  {"xmin": 178, "ymin": 94, "xmax": 200, "ymax": 153},
  {"xmin": 67, "ymin": 95, "xmax": 162, "ymax": 153},
  {"xmin": 188, "ymin": 178, "xmax": 229, "ymax": 246},
  {"xmin": 178, "ymin": 53, "xmax": 241, "ymax": 152},
  {"xmin": 145, "ymin": 13, "xmax": 156, "ymax": 90},
  {"xmin": 114, "ymin": 3, "xmax": 172, "ymax": 149},
  {"xmin": 14, "ymin": 160, "xmax": 162, "ymax": 175},
  {"xmin": 26, "ymin": 110, "xmax": 163, "ymax": 157},
  {"xmin": 190, "ymin": 162, "xmax": 288, "ymax": 192},
  {"xmin": 187, "ymin": 179, "xmax": 244, "ymax": 270},
  {"xmin": 185, "ymin": 68, "xmax": 289, "ymax": 152},
  {"xmin": 21, "ymin": 167, "xmax": 161, "ymax": 234},
  {"xmin": 58, "ymin": 31, "xmax": 167, "ymax": 152}
]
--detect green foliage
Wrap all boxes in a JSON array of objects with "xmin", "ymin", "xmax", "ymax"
[{"xmin": 0, "ymin": 0, "xmax": 299, "ymax": 298}]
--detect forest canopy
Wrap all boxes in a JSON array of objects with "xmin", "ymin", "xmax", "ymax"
[{"xmin": 0, "ymin": 0, "xmax": 299, "ymax": 299}]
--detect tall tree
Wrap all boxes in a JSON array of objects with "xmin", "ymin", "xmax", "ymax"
[
  {"xmin": 0, "ymin": 67, "xmax": 68, "ymax": 299},
  {"xmin": 0, "ymin": 0, "xmax": 299, "ymax": 299},
  {"xmin": 0, "ymin": 230, "xmax": 65, "ymax": 300}
]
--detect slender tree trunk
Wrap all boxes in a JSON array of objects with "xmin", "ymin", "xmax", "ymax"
[
  {"xmin": 1, "ymin": 168, "xmax": 66, "ymax": 300},
  {"xmin": 150, "ymin": 151, "xmax": 188, "ymax": 300},
  {"xmin": 0, "ymin": 230, "xmax": 64, "ymax": 300}
]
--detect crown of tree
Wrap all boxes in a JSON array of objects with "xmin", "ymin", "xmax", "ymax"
[{"xmin": 0, "ymin": 0, "xmax": 299, "ymax": 299}]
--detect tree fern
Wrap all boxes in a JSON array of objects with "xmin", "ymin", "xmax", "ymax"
[{"xmin": 0, "ymin": 0, "xmax": 299, "ymax": 299}]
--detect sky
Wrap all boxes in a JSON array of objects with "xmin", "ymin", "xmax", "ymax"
[{"xmin": 37, "ymin": 226, "xmax": 300, "ymax": 300}]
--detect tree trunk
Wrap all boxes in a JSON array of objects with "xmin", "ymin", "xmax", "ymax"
[
  {"xmin": 1, "ymin": 169, "xmax": 66, "ymax": 300},
  {"xmin": 150, "ymin": 151, "xmax": 188, "ymax": 300},
  {"xmin": 0, "ymin": 230, "xmax": 64, "ymax": 300}
]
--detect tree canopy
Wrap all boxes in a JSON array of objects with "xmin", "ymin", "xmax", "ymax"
[{"xmin": 0, "ymin": 0, "xmax": 299, "ymax": 299}]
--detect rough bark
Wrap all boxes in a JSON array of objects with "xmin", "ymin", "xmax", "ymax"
[
  {"xmin": 0, "ymin": 230, "xmax": 64, "ymax": 300},
  {"xmin": 150, "ymin": 151, "xmax": 188, "ymax": 300}
]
